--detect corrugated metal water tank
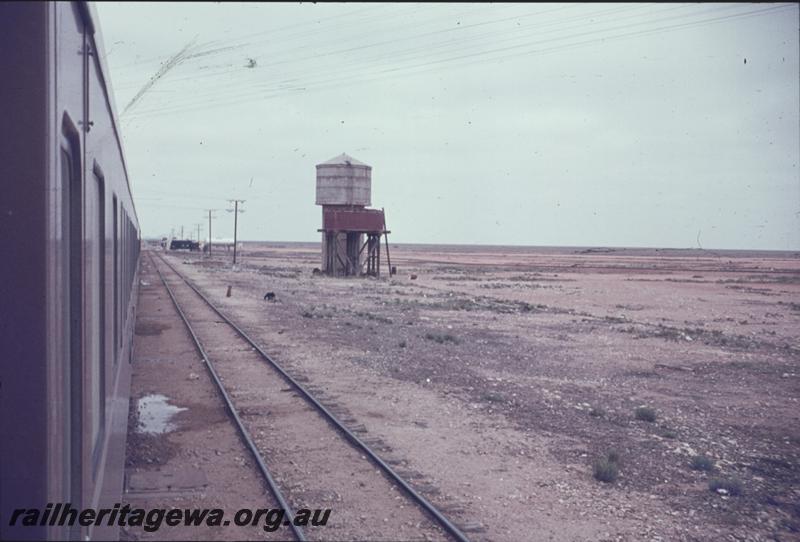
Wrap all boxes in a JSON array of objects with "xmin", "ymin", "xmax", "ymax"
[{"xmin": 315, "ymin": 153, "xmax": 371, "ymax": 206}]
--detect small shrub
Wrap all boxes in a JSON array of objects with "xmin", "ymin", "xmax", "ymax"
[
  {"xmin": 589, "ymin": 406, "xmax": 605, "ymax": 418},
  {"xmin": 398, "ymin": 339, "xmax": 407, "ymax": 348},
  {"xmin": 661, "ymin": 429, "xmax": 678, "ymax": 439},
  {"xmin": 691, "ymin": 455, "xmax": 715, "ymax": 472},
  {"xmin": 301, "ymin": 311, "xmax": 313, "ymax": 318},
  {"xmin": 634, "ymin": 406, "xmax": 657, "ymax": 422},
  {"xmin": 593, "ymin": 457, "xmax": 619, "ymax": 483},
  {"xmin": 709, "ymin": 477, "xmax": 742, "ymax": 496},
  {"xmin": 593, "ymin": 450, "xmax": 622, "ymax": 483},
  {"xmin": 424, "ymin": 332, "xmax": 459, "ymax": 344},
  {"xmin": 355, "ymin": 311, "xmax": 393, "ymax": 324},
  {"xmin": 482, "ymin": 392, "xmax": 503, "ymax": 403}
]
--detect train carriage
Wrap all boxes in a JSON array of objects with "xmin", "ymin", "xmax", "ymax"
[{"xmin": 0, "ymin": 2, "xmax": 139, "ymax": 540}]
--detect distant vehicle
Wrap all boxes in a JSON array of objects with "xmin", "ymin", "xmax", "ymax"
[
  {"xmin": 1, "ymin": 3, "xmax": 140, "ymax": 540},
  {"xmin": 170, "ymin": 239, "xmax": 200, "ymax": 251}
]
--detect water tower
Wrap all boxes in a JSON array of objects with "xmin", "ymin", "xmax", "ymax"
[{"xmin": 316, "ymin": 153, "xmax": 391, "ymax": 276}]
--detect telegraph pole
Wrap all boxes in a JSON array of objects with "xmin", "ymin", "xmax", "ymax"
[
  {"xmin": 195, "ymin": 223, "xmax": 202, "ymax": 243},
  {"xmin": 180, "ymin": 225, "xmax": 184, "ymax": 239},
  {"xmin": 205, "ymin": 209, "xmax": 217, "ymax": 255},
  {"xmin": 227, "ymin": 199, "xmax": 245, "ymax": 264}
]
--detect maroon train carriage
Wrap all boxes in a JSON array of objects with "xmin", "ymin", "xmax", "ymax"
[{"xmin": 0, "ymin": 2, "xmax": 140, "ymax": 540}]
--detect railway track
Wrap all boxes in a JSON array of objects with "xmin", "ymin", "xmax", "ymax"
[{"xmin": 149, "ymin": 251, "xmax": 471, "ymax": 542}]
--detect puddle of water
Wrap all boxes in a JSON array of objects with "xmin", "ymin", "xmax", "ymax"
[{"xmin": 137, "ymin": 394, "xmax": 187, "ymax": 434}]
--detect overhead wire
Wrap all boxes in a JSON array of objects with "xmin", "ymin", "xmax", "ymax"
[
  {"xmin": 112, "ymin": 4, "xmax": 425, "ymax": 88},
  {"xmin": 111, "ymin": 4, "xmax": 385, "ymax": 72},
  {"xmin": 121, "ymin": 3, "xmax": 675, "ymax": 117},
  {"xmin": 123, "ymin": 3, "xmax": 788, "ymax": 122},
  {"xmin": 114, "ymin": 5, "xmax": 463, "ymax": 118},
  {"xmin": 111, "ymin": 2, "xmax": 520, "ymax": 94},
  {"xmin": 113, "ymin": 4, "xmax": 588, "ymax": 93},
  {"xmin": 117, "ymin": 3, "xmax": 602, "ymax": 93},
  {"xmin": 140, "ymin": 3, "xmax": 672, "ymax": 105}
]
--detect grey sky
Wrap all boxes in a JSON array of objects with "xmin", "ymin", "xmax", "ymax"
[{"xmin": 95, "ymin": 2, "xmax": 800, "ymax": 250}]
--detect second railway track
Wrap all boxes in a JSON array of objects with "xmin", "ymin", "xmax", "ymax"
[{"xmin": 150, "ymin": 251, "xmax": 471, "ymax": 542}]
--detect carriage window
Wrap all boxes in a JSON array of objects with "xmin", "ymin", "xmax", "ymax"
[
  {"xmin": 61, "ymin": 133, "xmax": 83, "ymax": 512},
  {"xmin": 113, "ymin": 195, "xmax": 119, "ymax": 359},
  {"xmin": 122, "ymin": 211, "xmax": 128, "ymax": 315},
  {"xmin": 91, "ymin": 165, "xmax": 106, "ymax": 473},
  {"xmin": 59, "ymin": 148, "xmax": 73, "ymax": 502}
]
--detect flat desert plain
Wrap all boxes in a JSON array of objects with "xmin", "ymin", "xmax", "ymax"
[{"xmin": 164, "ymin": 243, "xmax": 800, "ymax": 541}]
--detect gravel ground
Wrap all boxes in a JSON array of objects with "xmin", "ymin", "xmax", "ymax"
[
  {"xmin": 124, "ymin": 256, "xmax": 288, "ymax": 541},
  {"xmin": 160, "ymin": 242, "xmax": 800, "ymax": 541},
  {"xmin": 154, "ymin": 256, "xmax": 450, "ymax": 541}
]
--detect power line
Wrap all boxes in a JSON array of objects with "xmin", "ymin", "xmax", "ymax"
[
  {"xmin": 124, "ymin": 4, "xmax": 768, "ymax": 118},
  {"xmin": 110, "ymin": 4, "xmax": 386, "ymax": 73},
  {"xmin": 112, "ymin": 3, "xmax": 514, "ymax": 82},
  {"xmin": 137, "ymin": 2, "xmax": 664, "ymax": 109},
  {"xmin": 110, "ymin": 4, "xmax": 422, "ymax": 95},
  {"xmin": 122, "ymin": 38, "xmax": 198, "ymax": 115},
  {"xmin": 113, "ymin": 3, "xmax": 580, "ymax": 91},
  {"xmin": 123, "ymin": 4, "xmax": 791, "ymax": 121},
  {"xmin": 113, "ymin": 3, "xmax": 622, "ymax": 97}
]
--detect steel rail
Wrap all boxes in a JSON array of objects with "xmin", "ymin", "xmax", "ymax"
[
  {"xmin": 149, "ymin": 254, "xmax": 307, "ymax": 541},
  {"xmin": 153, "ymin": 251, "xmax": 472, "ymax": 542}
]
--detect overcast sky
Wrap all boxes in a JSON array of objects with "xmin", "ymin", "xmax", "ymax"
[{"xmin": 95, "ymin": 2, "xmax": 799, "ymax": 250}]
